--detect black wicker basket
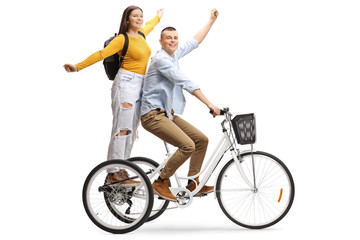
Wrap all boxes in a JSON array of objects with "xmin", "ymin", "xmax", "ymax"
[{"xmin": 231, "ymin": 113, "xmax": 256, "ymax": 145}]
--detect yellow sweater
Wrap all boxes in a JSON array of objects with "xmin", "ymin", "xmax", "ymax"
[{"xmin": 75, "ymin": 15, "xmax": 160, "ymax": 75}]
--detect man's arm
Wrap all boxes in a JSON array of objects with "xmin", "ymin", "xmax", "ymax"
[
  {"xmin": 193, "ymin": 89, "xmax": 220, "ymax": 117},
  {"xmin": 193, "ymin": 9, "xmax": 219, "ymax": 45},
  {"xmin": 157, "ymin": 58, "xmax": 200, "ymax": 94}
]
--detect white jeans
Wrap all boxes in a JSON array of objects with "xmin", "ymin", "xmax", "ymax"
[{"xmin": 107, "ymin": 69, "xmax": 144, "ymax": 161}]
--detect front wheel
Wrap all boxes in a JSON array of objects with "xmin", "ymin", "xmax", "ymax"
[{"xmin": 216, "ymin": 151, "xmax": 295, "ymax": 229}]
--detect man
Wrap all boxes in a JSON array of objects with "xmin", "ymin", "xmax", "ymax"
[{"xmin": 141, "ymin": 9, "xmax": 221, "ymax": 201}]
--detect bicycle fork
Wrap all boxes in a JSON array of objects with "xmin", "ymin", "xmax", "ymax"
[{"xmin": 230, "ymin": 150, "xmax": 256, "ymax": 191}]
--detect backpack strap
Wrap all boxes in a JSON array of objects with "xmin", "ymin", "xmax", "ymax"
[
  {"xmin": 119, "ymin": 33, "xmax": 129, "ymax": 67},
  {"xmin": 138, "ymin": 31, "xmax": 146, "ymax": 39},
  {"xmin": 119, "ymin": 31, "xmax": 145, "ymax": 67}
]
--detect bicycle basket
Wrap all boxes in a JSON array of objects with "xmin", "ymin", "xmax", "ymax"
[{"xmin": 231, "ymin": 113, "xmax": 256, "ymax": 145}]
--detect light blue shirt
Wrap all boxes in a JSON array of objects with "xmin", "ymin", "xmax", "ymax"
[{"xmin": 141, "ymin": 38, "xmax": 200, "ymax": 120}]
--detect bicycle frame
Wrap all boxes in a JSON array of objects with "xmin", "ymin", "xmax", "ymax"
[
  {"xmin": 85, "ymin": 109, "xmax": 294, "ymax": 232},
  {"xmin": 146, "ymin": 111, "xmax": 256, "ymax": 198}
]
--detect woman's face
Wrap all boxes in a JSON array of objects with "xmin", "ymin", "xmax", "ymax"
[{"xmin": 128, "ymin": 9, "xmax": 143, "ymax": 30}]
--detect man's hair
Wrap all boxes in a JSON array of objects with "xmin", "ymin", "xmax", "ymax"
[{"xmin": 160, "ymin": 26, "xmax": 177, "ymax": 39}]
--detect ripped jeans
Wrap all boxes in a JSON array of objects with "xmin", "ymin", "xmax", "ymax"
[{"xmin": 107, "ymin": 69, "xmax": 144, "ymax": 162}]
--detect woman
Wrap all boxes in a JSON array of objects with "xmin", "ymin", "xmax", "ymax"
[{"xmin": 64, "ymin": 6, "xmax": 164, "ymax": 185}]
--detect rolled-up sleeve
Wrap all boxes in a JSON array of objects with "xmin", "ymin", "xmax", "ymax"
[
  {"xmin": 157, "ymin": 58, "xmax": 200, "ymax": 94},
  {"xmin": 177, "ymin": 38, "xmax": 199, "ymax": 59}
]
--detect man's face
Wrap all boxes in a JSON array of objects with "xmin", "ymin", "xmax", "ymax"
[{"xmin": 160, "ymin": 30, "xmax": 179, "ymax": 56}]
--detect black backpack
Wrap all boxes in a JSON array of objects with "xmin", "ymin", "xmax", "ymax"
[{"xmin": 103, "ymin": 31, "xmax": 145, "ymax": 80}]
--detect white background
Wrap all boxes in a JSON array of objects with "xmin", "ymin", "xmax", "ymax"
[{"xmin": 1, "ymin": 0, "xmax": 359, "ymax": 239}]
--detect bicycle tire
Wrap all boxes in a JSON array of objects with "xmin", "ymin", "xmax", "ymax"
[
  {"xmin": 129, "ymin": 157, "xmax": 170, "ymax": 222},
  {"xmin": 216, "ymin": 151, "xmax": 295, "ymax": 229},
  {"xmin": 82, "ymin": 160, "xmax": 153, "ymax": 234}
]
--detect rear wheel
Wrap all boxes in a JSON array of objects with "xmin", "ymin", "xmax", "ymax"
[
  {"xmin": 129, "ymin": 157, "xmax": 170, "ymax": 222},
  {"xmin": 83, "ymin": 160, "xmax": 153, "ymax": 234},
  {"xmin": 216, "ymin": 151, "xmax": 295, "ymax": 229}
]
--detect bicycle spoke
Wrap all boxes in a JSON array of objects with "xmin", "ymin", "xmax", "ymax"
[
  {"xmin": 82, "ymin": 160, "xmax": 153, "ymax": 233},
  {"xmin": 216, "ymin": 152, "xmax": 294, "ymax": 228},
  {"xmin": 127, "ymin": 157, "xmax": 170, "ymax": 222}
]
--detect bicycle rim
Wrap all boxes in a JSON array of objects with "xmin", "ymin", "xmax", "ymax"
[
  {"xmin": 216, "ymin": 151, "xmax": 294, "ymax": 229},
  {"xmin": 83, "ymin": 160, "xmax": 153, "ymax": 233},
  {"xmin": 129, "ymin": 157, "xmax": 170, "ymax": 222}
]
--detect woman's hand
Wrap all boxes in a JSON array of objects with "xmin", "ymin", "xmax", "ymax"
[
  {"xmin": 210, "ymin": 8, "xmax": 219, "ymax": 22},
  {"xmin": 157, "ymin": 8, "xmax": 164, "ymax": 19},
  {"xmin": 63, "ymin": 63, "xmax": 77, "ymax": 72}
]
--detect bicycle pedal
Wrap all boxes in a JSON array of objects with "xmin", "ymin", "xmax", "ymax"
[{"xmin": 195, "ymin": 193, "xmax": 208, "ymax": 197}]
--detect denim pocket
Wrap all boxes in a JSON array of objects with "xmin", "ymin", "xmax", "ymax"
[{"xmin": 120, "ymin": 75, "xmax": 133, "ymax": 82}]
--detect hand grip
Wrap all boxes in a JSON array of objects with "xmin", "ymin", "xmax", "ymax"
[{"xmin": 209, "ymin": 109, "xmax": 225, "ymax": 115}]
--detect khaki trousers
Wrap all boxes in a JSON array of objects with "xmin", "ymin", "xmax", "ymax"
[{"xmin": 141, "ymin": 109, "xmax": 208, "ymax": 179}]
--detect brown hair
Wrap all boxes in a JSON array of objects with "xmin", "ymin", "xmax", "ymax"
[
  {"xmin": 118, "ymin": 5, "xmax": 143, "ymax": 35},
  {"xmin": 160, "ymin": 26, "xmax": 177, "ymax": 39}
]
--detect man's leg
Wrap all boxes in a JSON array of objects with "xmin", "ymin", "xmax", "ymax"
[
  {"xmin": 141, "ymin": 110, "xmax": 195, "ymax": 179},
  {"xmin": 172, "ymin": 115, "xmax": 208, "ymax": 177},
  {"xmin": 172, "ymin": 115, "xmax": 214, "ymax": 195},
  {"xmin": 141, "ymin": 109, "xmax": 196, "ymax": 201}
]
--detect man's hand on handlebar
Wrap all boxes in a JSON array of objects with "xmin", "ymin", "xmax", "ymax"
[{"xmin": 208, "ymin": 104, "xmax": 221, "ymax": 118}]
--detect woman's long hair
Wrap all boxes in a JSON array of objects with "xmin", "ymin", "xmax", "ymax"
[{"xmin": 118, "ymin": 5, "xmax": 143, "ymax": 35}]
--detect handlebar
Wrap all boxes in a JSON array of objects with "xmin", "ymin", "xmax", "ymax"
[{"xmin": 209, "ymin": 107, "xmax": 230, "ymax": 116}]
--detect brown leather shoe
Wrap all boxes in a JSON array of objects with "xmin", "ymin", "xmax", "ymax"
[
  {"xmin": 186, "ymin": 177, "xmax": 214, "ymax": 196},
  {"xmin": 106, "ymin": 169, "xmax": 141, "ymax": 187},
  {"xmin": 152, "ymin": 178, "xmax": 177, "ymax": 202}
]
